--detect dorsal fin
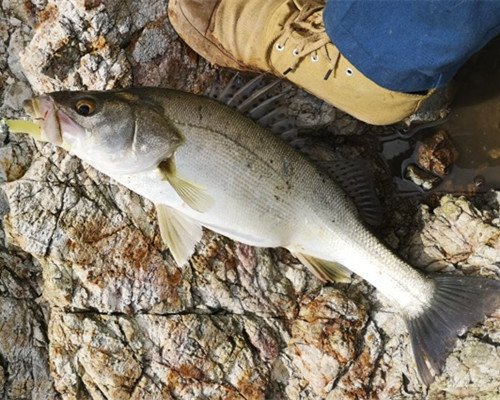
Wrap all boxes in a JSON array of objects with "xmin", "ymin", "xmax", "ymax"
[
  {"xmin": 317, "ymin": 158, "xmax": 384, "ymax": 226},
  {"xmin": 205, "ymin": 74, "xmax": 298, "ymax": 142},
  {"xmin": 236, "ymin": 80, "xmax": 280, "ymax": 113}
]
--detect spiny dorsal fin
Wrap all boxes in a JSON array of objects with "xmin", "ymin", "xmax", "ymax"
[
  {"xmin": 236, "ymin": 79, "xmax": 280, "ymax": 113},
  {"xmin": 256, "ymin": 105, "xmax": 287, "ymax": 126},
  {"xmin": 245, "ymin": 92, "xmax": 285, "ymax": 118},
  {"xmin": 205, "ymin": 73, "xmax": 298, "ymax": 143},
  {"xmin": 317, "ymin": 158, "xmax": 384, "ymax": 227},
  {"xmin": 231, "ymin": 75, "xmax": 278, "ymax": 109},
  {"xmin": 158, "ymin": 159, "xmax": 214, "ymax": 213},
  {"xmin": 156, "ymin": 204, "xmax": 203, "ymax": 267},
  {"xmin": 213, "ymin": 73, "xmax": 241, "ymax": 104},
  {"xmin": 293, "ymin": 252, "xmax": 352, "ymax": 283}
]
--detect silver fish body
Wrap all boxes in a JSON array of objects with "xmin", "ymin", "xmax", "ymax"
[
  {"xmin": 24, "ymin": 87, "xmax": 499, "ymax": 385},
  {"xmin": 111, "ymin": 90, "xmax": 432, "ymax": 311}
]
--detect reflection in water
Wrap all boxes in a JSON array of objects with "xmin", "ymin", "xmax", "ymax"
[{"xmin": 382, "ymin": 36, "xmax": 500, "ymax": 195}]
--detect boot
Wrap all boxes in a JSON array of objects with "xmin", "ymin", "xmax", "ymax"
[{"xmin": 168, "ymin": 0, "xmax": 432, "ymax": 125}]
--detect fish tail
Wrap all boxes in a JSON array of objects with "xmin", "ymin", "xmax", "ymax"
[{"xmin": 405, "ymin": 275, "xmax": 500, "ymax": 385}]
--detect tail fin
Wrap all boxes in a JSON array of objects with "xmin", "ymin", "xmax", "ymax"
[{"xmin": 406, "ymin": 275, "xmax": 500, "ymax": 385}]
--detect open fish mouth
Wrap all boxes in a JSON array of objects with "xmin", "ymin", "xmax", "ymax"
[
  {"xmin": 24, "ymin": 95, "xmax": 64, "ymax": 146},
  {"xmin": 23, "ymin": 95, "xmax": 84, "ymax": 148}
]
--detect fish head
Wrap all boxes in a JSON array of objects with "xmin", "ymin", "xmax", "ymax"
[{"xmin": 24, "ymin": 89, "xmax": 183, "ymax": 175}]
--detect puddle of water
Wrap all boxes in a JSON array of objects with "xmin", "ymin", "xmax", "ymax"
[{"xmin": 382, "ymin": 36, "xmax": 500, "ymax": 195}]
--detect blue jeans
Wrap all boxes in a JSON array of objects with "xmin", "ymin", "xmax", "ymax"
[{"xmin": 323, "ymin": 0, "xmax": 500, "ymax": 92}]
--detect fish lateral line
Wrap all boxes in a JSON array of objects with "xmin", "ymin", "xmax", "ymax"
[{"xmin": 170, "ymin": 118, "xmax": 293, "ymax": 181}]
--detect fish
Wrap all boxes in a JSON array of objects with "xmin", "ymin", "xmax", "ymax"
[{"xmin": 14, "ymin": 78, "xmax": 500, "ymax": 386}]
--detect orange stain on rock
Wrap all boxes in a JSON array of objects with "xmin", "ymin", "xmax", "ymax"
[
  {"xmin": 90, "ymin": 36, "xmax": 108, "ymax": 52},
  {"xmin": 177, "ymin": 363, "xmax": 204, "ymax": 380},
  {"xmin": 36, "ymin": 3, "xmax": 58, "ymax": 26},
  {"xmin": 236, "ymin": 373, "xmax": 266, "ymax": 400}
]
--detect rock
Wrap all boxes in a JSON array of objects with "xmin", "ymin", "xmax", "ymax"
[
  {"xmin": 405, "ymin": 163, "xmax": 442, "ymax": 190},
  {"xmin": 403, "ymin": 195, "xmax": 500, "ymax": 275},
  {"xmin": 0, "ymin": 295, "xmax": 58, "ymax": 399},
  {"xmin": 432, "ymin": 337, "xmax": 500, "ymax": 399},
  {"xmin": 49, "ymin": 311, "xmax": 280, "ymax": 399},
  {"xmin": 20, "ymin": 0, "xmax": 132, "ymax": 92},
  {"xmin": 416, "ymin": 129, "xmax": 459, "ymax": 177},
  {"xmin": 0, "ymin": 81, "xmax": 33, "ymax": 113},
  {"xmin": 488, "ymin": 147, "xmax": 500, "ymax": 160},
  {"xmin": 0, "ymin": 185, "xmax": 58, "ymax": 398},
  {"xmin": 405, "ymin": 85, "xmax": 453, "ymax": 126},
  {"xmin": 0, "ymin": 1, "xmax": 498, "ymax": 399}
]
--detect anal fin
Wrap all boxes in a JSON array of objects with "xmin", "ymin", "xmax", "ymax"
[
  {"xmin": 293, "ymin": 253, "xmax": 351, "ymax": 283},
  {"xmin": 157, "ymin": 204, "xmax": 203, "ymax": 267}
]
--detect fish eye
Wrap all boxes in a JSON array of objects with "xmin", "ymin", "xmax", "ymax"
[{"xmin": 75, "ymin": 99, "xmax": 96, "ymax": 116}]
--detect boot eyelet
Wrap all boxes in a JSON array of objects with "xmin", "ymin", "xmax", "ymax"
[
  {"xmin": 276, "ymin": 43, "xmax": 285, "ymax": 52},
  {"xmin": 292, "ymin": 49, "xmax": 300, "ymax": 57},
  {"xmin": 311, "ymin": 54, "xmax": 319, "ymax": 62},
  {"xmin": 346, "ymin": 68, "xmax": 353, "ymax": 76}
]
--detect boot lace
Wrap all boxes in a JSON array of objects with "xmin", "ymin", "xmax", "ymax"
[{"xmin": 276, "ymin": 0, "xmax": 340, "ymax": 80}]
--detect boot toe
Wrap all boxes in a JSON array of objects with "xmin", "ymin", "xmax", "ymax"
[
  {"xmin": 168, "ymin": 0, "xmax": 271, "ymax": 71},
  {"xmin": 169, "ymin": 0, "xmax": 220, "ymax": 34}
]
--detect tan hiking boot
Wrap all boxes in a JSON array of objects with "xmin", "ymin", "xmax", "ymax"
[{"xmin": 168, "ymin": 0, "xmax": 432, "ymax": 125}]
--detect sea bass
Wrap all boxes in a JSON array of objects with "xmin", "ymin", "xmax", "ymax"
[{"xmin": 17, "ymin": 85, "xmax": 499, "ymax": 385}]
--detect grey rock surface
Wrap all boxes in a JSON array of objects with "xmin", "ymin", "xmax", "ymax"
[{"xmin": 0, "ymin": 1, "xmax": 498, "ymax": 399}]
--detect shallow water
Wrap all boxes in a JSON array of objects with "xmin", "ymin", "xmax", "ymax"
[{"xmin": 382, "ymin": 36, "xmax": 500, "ymax": 196}]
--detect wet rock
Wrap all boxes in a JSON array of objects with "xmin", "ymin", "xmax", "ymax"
[
  {"xmin": 405, "ymin": 163, "xmax": 442, "ymax": 190},
  {"xmin": 488, "ymin": 147, "xmax": 500, "ymax": 160},
  {"xmin": 0, "ymin": 1, "xmax": 498, "ymax": 400},
  {"xmin": 405, "ymin": 85, "xmax": 454, "ymax": 126},
  {"xmin": 416, "ymin": 129, "xmax": 459, "ymax": 177}
]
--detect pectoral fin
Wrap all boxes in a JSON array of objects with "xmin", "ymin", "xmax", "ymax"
[
  {"xmin": 293, "ymin": 253, "xmax": 352, "ymax": 283},
  {"xmin": 158, "ymin": 159, "xmax": 214, "ymax": 213},
  {"xmin": 156, "ymin": 204, "xmax": 203, "ymax": 267}
]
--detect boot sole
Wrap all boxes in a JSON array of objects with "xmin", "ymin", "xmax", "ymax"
[{"xmin": 168, "ymin": 0, "xmax": 260, "ymax": 73}]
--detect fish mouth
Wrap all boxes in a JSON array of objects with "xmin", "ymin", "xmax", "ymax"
[
  {"xmin": 24, "ymin": 95, "xmax": 63, "ymax": 145},
  {"xmin": 23, "ymin": 95, "xmax": 84, "ymax": 147}
]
